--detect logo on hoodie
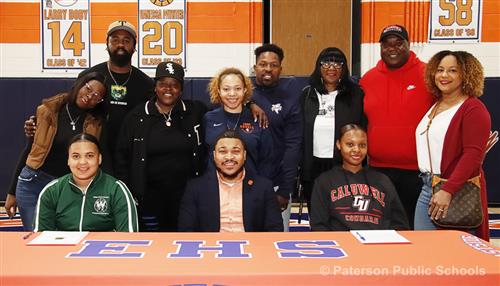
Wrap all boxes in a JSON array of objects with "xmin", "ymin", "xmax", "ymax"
[
  {"xmin": 271, "ymin": 103, "xmax": 282, "ymax": 114},
  {"xmin": 93, "ymin": 196, "xmax": 109, "ymax": 215}
]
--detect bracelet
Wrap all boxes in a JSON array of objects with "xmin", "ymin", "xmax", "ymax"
[{"xmin": 246, "ymin": 100, "xmax": 256, "ymax": 106}]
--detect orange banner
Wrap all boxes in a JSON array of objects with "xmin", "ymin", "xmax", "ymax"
[{"xmin": 0, "ymin": 2, "xmax": 262, "ymax": 44}]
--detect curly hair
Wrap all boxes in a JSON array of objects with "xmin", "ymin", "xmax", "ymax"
[
  {"xmin": 425, "ymin": 50, "xmax": 484, "ymax": 98},
  {"xmin": 208, "ymin": 67, "xmax": 253, "ymax": 105}
]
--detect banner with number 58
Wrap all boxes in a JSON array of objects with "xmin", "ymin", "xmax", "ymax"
[
  {"xmin": 429, "ymin": 0, "xmax": 482, "ymax": 43},
  {"xmin": 41, "ymin": 0, "xmax": 91, "ymax": 70}
]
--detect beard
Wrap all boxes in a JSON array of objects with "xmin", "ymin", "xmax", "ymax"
[
  {"xmin": 216, "ymin": 164, "xmax": 244, "ymax": 181},
  {"xmin": 108, "ymin": 48, "xmax": 133, "ymax": 67}
]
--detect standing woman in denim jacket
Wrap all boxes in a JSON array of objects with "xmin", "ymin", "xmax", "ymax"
[{"xmin": 4, "ymin": 72, "xmax": 108, "ymax": 230}]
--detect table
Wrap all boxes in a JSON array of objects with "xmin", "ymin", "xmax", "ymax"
[{"xmin": 1, "ymin": 230, "xmax": 499, "ymax": 285}]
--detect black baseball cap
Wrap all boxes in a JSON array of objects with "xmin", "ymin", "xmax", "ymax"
[
  {"xmin": 155, "ymin": 61, "xmax": 185, "ymax": 87},
  {"xmin": 379, "ymin": 24, "xmax": 409, "ymax": 42}
]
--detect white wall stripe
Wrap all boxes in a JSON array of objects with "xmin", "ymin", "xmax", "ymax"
[{"xmin": 360, "ymin": 42, "xmax": 500, "ymax": 77}]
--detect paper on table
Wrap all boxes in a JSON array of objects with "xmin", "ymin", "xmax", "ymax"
[
  {"xmin": 27, "ymin": 231, "xmax": 88, "ymax": 246},
  {"xmin": 350, "ymin": 230, "xmax": 411, "ymax": 244}
]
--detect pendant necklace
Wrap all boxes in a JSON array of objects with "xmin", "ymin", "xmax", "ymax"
[
  {"xmin": 155, "ymin": 101, "xmax": 174, "ymax": 127},
  {"xmin": 226, "ymin": 111, "xmax": 242, "ymax": 131},
  {"xmin": 65, "ymin": 103, "xmax": 81, "ymax": 131},
  {"xmin": 107, "ymin": 62, "xmax": 132, "ymax": 100},
  {"xmin": 107, "ymin": 61, "xmax": 132, "ymax": 86}
]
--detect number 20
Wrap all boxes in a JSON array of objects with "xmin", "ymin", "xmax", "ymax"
[
  {"xmin": 142, "ymin": 21, "xmax": 183, "ymax": 55},
  {"xmin": 439, "ymin": 0, "xmax": 473, "ymax": 26}
]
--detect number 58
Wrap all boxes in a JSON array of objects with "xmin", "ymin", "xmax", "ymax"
[{"xmin": 439, "ymin": 0, "xmax": 473, "ymax": 26}]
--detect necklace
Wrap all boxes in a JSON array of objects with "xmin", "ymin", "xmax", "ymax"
[
  {"xmin": 226, "ymin": 111, "xmax": 242, "ymax": 131},
  {"xmin": 155, "ymin": 101, "xmax": 174, "ymax": 127},
  {"xmin": 107, "ymin": 61, "xmax": 132, "ymax": 86},
  {"xmin": 65, "ymin": 104, "xmax": 81, "ymax": 131}
]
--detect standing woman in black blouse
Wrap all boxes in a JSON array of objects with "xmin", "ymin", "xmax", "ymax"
[
  {"xmin": 114, "ymin": 61, "xmax": 207, "ymax": 231},
  {"xmin": 5, "ymin": 72, "xmax": 107, "ymax": 230},
  {"xmin": 300, "ymin": 47, "xmax": 367, "ymax": 215}
]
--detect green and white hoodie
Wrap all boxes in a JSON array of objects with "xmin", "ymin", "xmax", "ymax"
[{"xmin": 34, "ymin": 170, "xmax": 138, "ymax": 232}]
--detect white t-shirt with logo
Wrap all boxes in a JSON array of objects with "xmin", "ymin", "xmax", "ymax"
[{"xmin": 313, "ymin": 90, "xmax": 338, "ymax": 158}]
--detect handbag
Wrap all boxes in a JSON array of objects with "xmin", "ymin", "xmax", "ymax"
[
  {"xmin": 430, "ymin": 175, "xmax": 482, "ymax": 228},
  {"xmin": 423, "ymin": 102, "xmax": 483, "ymax": 229}
]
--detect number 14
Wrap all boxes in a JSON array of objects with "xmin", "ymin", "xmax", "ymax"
[{"xmin": 47, "ymin": 21, "xmax": 85, "ymax": 56}]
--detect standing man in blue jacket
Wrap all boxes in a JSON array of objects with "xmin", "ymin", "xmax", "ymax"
[{"xmin": 251, "ymin": 44, "xmax": 303, "ymax": 231}]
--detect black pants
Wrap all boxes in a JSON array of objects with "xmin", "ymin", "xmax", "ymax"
[
  {"xmin": 303, "ymin": 157, "xmax": 335, "ymax": 216},
  {"xmin": 139, "ymin": 189, "xmax": 183, "ymax": 232},
  {"xmin": 371, "ymin": 167, "xmax": 422, "ymax": 229}
]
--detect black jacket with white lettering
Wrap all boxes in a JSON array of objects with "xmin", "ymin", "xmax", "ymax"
[{"xmin": 310, "ymin": 166, "xmax": 409, "ymax": 231}]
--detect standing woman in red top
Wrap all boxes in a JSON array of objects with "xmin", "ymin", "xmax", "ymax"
[{"xmin": 414, "ymin": 51, "xmax": 491, "ymax": 240}]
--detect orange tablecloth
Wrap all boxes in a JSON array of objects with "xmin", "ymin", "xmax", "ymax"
[{"xmin": 1, "ymin": 230, "xmax": 499, "ymax": 285}]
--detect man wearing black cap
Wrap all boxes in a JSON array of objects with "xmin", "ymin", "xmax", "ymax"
[
  {"xmin": 114, "ymin": 61, "xmax": 207, "ymax": 231},
  {"xmin": 359, "ymin": 24, "xmax": 433, "ymax": 228}
]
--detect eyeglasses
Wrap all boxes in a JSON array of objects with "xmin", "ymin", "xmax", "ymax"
[
  {"xmin": 320, "ymin": 61, "xmax": 344, "ymax": 70},
  {"xmin": 256, "ymin": 62, "xmax": 281, "ymax": 70},
  {"xmin": 85, "ymin": 83, "xmax": 104, "ymax": 103}
]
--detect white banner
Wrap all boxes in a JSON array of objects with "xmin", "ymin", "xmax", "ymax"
[
  {"xmin": 41, "ymin": 0, "xmax": 91, "ymax": 69},
  {"xmin": 138, "ymin": 0, "xmax": 187, "ymax": 69},
  {"xmin": 429, "ymin": 0, "xmax": 482, "ymax": 43}
]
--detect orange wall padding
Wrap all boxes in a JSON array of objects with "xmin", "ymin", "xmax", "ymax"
[
  {"xmin": 0, "ymin": 2, "xmax": 262, "ymax": 44},
  {"xmin": 361, "ymin": 0, "xmax": 500, "ymax": 44}
]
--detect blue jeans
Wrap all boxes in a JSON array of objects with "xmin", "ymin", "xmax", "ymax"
[
  {"xmin": 414, "ymin": 173, "xmax": 478, "ymax": 235},
  {"xmin": 15, "ymin": 166, "xmax": 55, "ymax": 231},
  {"xmin": 414, "ymin": 173, "xmax": 438, "ymax": 230}
]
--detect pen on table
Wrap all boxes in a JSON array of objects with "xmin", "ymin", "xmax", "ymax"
[
  {"xmin": 23, "ymin": 232, "xmax": 34, "ymax": 240},
  {"xmin": 355, "ymin": 231, "xmax": 366, "ymax": 241}
]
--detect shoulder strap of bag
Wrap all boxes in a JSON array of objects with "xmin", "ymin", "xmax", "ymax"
[{"xmin": 422, "ymin": 102, "xmax": 441, "ymax": 176}]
